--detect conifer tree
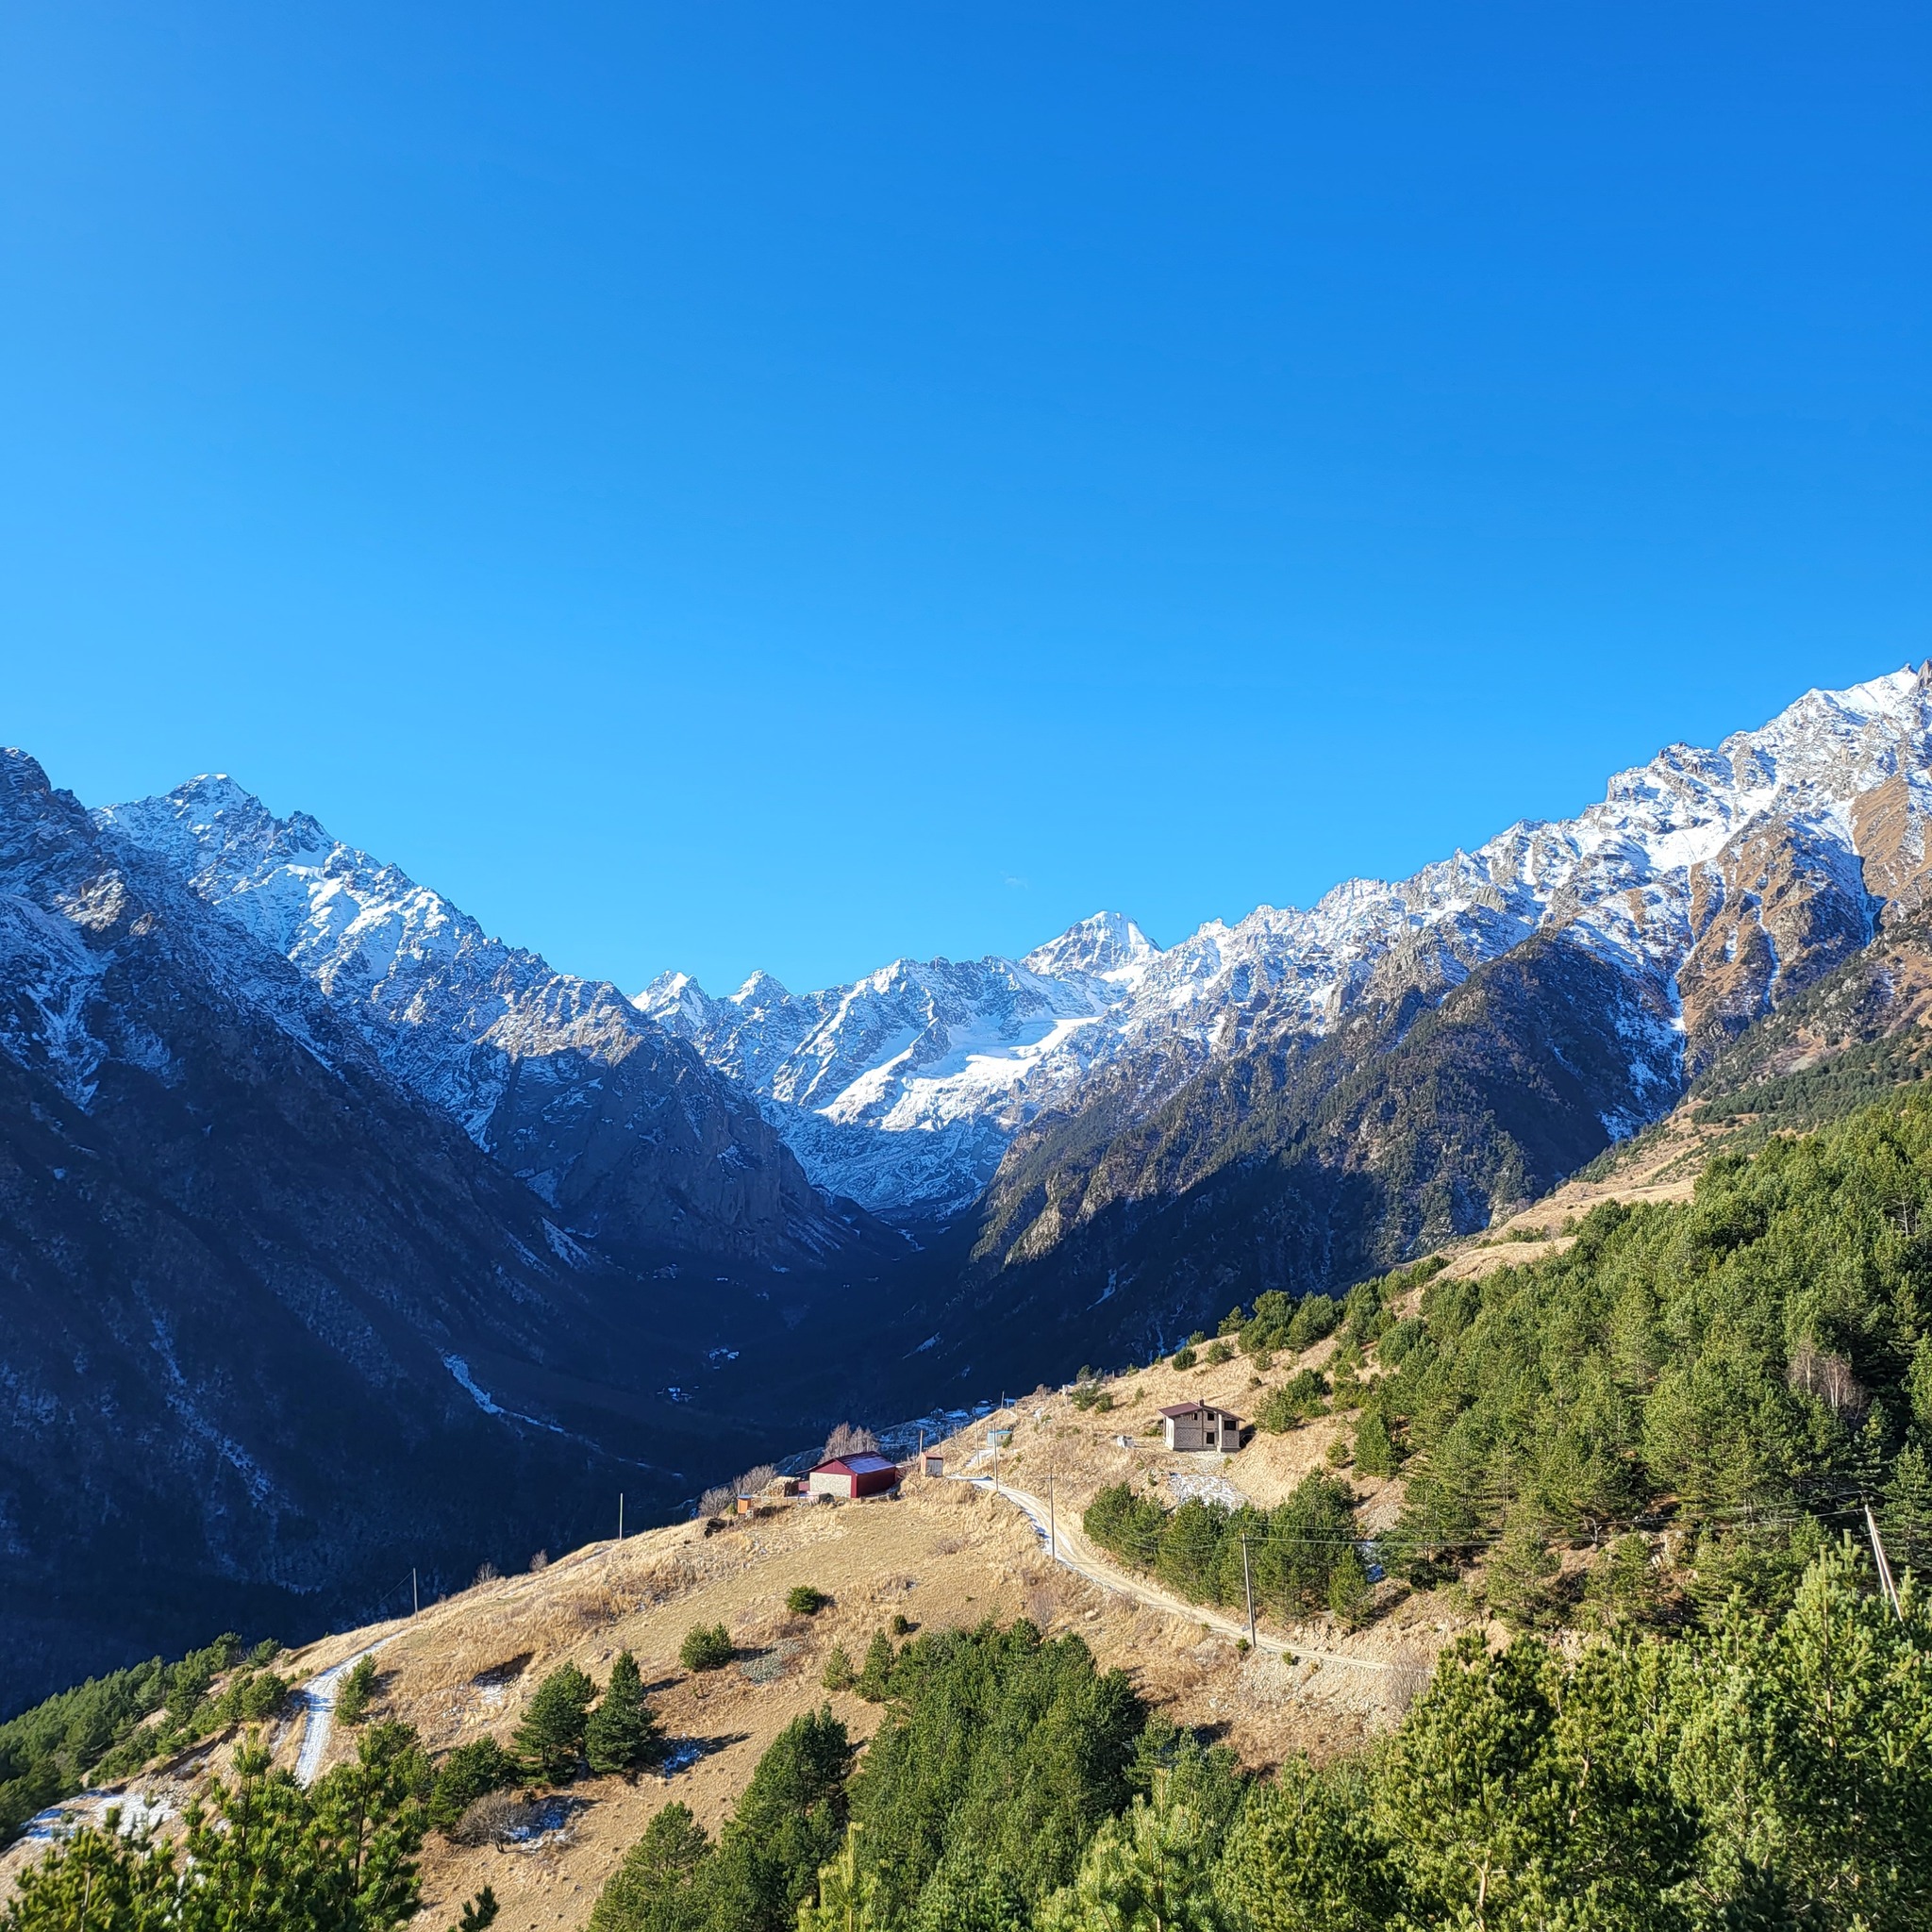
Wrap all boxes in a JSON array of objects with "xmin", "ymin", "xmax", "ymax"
[
  {"xmin": 586, "ymin": 1651, "xmax": 663, "ymax": 1777},
  {"xmin": 1883, "ymin": 1438, "xmax": 1932, "ymax": 1577},
  {"xmin": 855, "ymin": 1631, "xmax": 896, "ymax": 1702},
  {"xmin": 1035, "ymin": 1779, "xmax": 1227, "ymax": 1932},
  {"xmin": 338, "ymin": 1651, "xmax": 380, "ymax": 1726},
  {"xmin": 798, "ymin": 1826, "xmax": 891, "ymax": 1932},
  {"xmin": 589, "ymin": 1802, "xmax": 711, "ymax": 1932},
  {"xmin": 515, "ymin": 1662, "xmax": 596, "ymax": 1784}
]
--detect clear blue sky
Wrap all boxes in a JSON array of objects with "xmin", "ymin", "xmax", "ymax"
[{"xmin": 2, "ymin": 5, "xmax": 1926, "ymax": 995}]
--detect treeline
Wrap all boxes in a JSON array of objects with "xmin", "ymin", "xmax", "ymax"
[
  {"xmin": 1084, "ymin": 1472, "xmax": 1371, "ymax": 1623},
  {"xmin": 1353, "ymin": 1094, "xmax": 1932, "ymax": 1621},
  {"xmin": 0, "ymin": 1634, "xmax": 289, "ymax": 1846}
]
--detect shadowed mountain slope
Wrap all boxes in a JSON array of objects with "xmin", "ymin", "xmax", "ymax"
[{"xmin": 0, "ymin": 753, "xmax": 904, "ymax": 1714}]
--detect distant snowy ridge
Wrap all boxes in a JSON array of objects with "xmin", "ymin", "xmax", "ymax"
[
  {"xmin": 634, "ymin": 913, "xmax": 1161, "ymax": 1215},
  {"xmin": 643, "ymin": 665, "xmax": 1932, "ymax": 1214}
]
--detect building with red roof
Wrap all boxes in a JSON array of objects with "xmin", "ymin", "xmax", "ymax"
[{"xmin": 808, "ymin": 1453, "xmax": 901, "ymax": 1500}]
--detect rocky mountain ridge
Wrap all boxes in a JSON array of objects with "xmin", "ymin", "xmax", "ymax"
[
  {"xmin": 646, "ymin": 665, "xmax": 1932, "ymax": 1217},
  {"xmin": 0, "ymin": 752, "xmax": 925, "ymax": 1714},
  {"xmin": 0, "ymin": 751, "xmax": 670, "ymax": 1709},
  {"xmin": 100, "ymin": 778, "xmax": 850, "ymax": 1264}
]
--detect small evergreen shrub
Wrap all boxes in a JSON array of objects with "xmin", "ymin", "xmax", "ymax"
[
  {"xmin": 855, "ymin": 1631, "xmax": 897, "ymax": 1701},
  {"xmin": 1255, "ymin": 1370, "xmax": 1328, "ymax": 1432},
  {"xmin": 786, "ymin": 1585, "xmax": 830, "ymax": 1617},
  {"xmin": 429, "ymin": 1737, "xmax": 520, "ymax": 1831},
  {"xmin": 679, "ymin": 1624, "xmax": 734, "ymax": 1673},
  {"xmin": 335, "ymin": 1653, "xmax": 380, "ymax": 1727},
  {"xmin": 1285, "ymin": 1294, "xmax": 1340, "ymax": 1351}
]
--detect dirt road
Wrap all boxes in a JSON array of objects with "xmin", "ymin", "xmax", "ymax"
[
  {"xmin": 966, "ymin": 1475, "xmax": 1394, "ymax": 1676},
  {"xmin": 293, "ymin": 1641, "xmax": 387, "ymax": 1785}
]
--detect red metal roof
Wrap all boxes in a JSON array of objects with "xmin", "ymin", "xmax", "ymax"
[
  {"xmin": 1158, "ymin": 1403, "xmax": 1204, "ymax": 1418},
  {"xmin": 812, "ymin": 1454, "xmax": 897, "ymax": 1476}
]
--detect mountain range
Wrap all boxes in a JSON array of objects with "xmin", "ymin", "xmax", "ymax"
[
  {"xmin": 8, "ymin": 663, "xmax": 1932, "ymax": 1709},
  {"xmin": 641, "ymin": 663, "xmax": 1932, "ymax": 1219}
]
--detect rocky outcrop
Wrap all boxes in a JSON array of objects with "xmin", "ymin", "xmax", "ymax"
[{"xmin": 1676, "ymin": 816, "xmax": 1876, "ymax": 1073}]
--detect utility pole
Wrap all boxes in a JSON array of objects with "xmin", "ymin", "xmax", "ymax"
[
  {"xmin": 1241, "ymin": 1538, "xmax": 1257, "ymax": 1649},
  {"xmin": 618, "ymin": 1492, "xmax": 625, "ymax": 1542},
  {"xmin": 1866, "ymin": 1501, "xmax": 1904, "ymax": 1619},
  {"xmin": 1048, "ymin": 1474, "xmax": 1057, "ymax": 1560},
  {"xmin": 412, "ymin": 1568, "xmax": 419, "ymax": 1618}
]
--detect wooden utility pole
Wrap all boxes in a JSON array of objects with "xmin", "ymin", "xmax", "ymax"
[
  {"xmin": 1241, "ymin": 1538, "xmax": 1257, "ymax": 1649},
  {"xmin": 618, "ymin": 1492, "xmax": 625, "ymax": 1542},
  {"xmin": 411, "ymin": 1568, "xmax": 419, "ymax": 1618},
  {"xmin": 1866, "ymin": 1501, "xmax": 1904, "ymax": 1619},
  {"xmin": 1048, "ymin": 1474, "xmax": 1057, "ymax": 1560}
]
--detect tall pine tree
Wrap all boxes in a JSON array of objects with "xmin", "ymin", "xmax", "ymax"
[
  {"xmin": 515, "ymin": 1663, "xmax": 596, "ymax": 1784},
  {"xmin": 586, "ymin": 1651, "xmax": 664, "ymax": 1776}
]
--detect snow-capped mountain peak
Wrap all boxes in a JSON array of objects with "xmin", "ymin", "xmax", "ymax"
[
  {"xmin": 1022, "ymin": 910, "xmax": 1161, "ymax": 982},
  {"xmin": 645, "ymin": 664, "xmax": 1932, "ymax": 1219},
  {"xmin": 88, "ymin": 664, "xmax": 1932, "ymax": 1232},
  {"xmin": 99, "ymin": 777, "xmax": 841, "ymax": 1257}
]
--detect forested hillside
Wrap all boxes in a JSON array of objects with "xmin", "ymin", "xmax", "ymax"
[
  {"xmin": 1357, "ymin": 1093, "xmax": 1932, "ymax": 1621},
  {"xmin": 923, "ymin": 936, "xmax": 1679, "ymax": 1374},
  {"xmin": 9, "ymin": 1563, "xmax": 1925, "ymax": 1932},
  {"xmin": 1083, "ymin": 1090, "xmax": 1932, "ymax": 1631}
]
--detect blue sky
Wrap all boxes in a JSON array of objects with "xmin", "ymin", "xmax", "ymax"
[{"xmin": 2, "ymin": 4, "xmax": 1926, "ymax": 995}]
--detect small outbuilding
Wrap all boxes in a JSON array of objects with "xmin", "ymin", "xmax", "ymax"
[
  {"xmin": 808, "ymin": 1453, "xmax": 901, "ymax": 1500},
  {"xmin": 919, "ymin": 1451, "xmax": 945, "ymax": 1477},
  {"xmin": 1159, "ymin": 1402, "xmax": 1249, "ymax": 1453}
]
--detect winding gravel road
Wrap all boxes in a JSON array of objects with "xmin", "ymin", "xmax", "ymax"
[{"xmin": 968, "ymin": 1474, "xmax": 1396, "ymax": 1677}]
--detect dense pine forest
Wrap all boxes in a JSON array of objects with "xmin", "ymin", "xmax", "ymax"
[{"xmin": 9, "ymin": 1092, "xmax": 1932, "ymax": 1928}]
